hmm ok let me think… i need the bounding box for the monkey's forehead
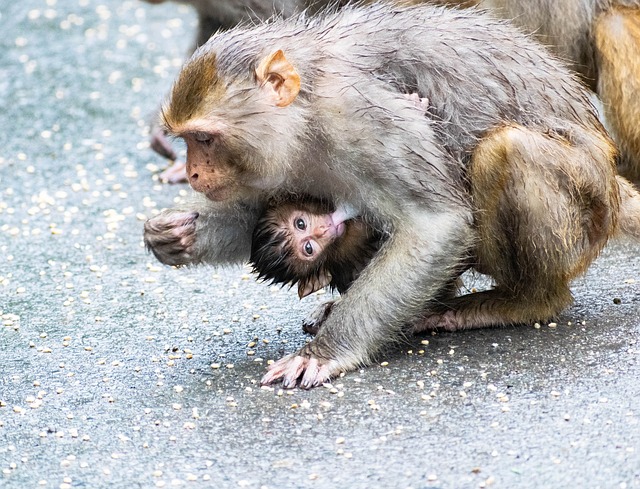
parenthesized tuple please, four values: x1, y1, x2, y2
(163, 51, 225, 129)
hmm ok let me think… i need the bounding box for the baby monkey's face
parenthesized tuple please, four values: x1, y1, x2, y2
(286, 208, 349, 263)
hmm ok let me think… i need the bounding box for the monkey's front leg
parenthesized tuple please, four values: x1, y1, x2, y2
(149, 114, 188, 184)
(144, 195, 262, 266)
(262, 210, 474, 388)
(147, 116, 187, 184)
(150, 125, 178, 161)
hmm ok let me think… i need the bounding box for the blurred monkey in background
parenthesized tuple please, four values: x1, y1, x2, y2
(458, 0, 640, 182)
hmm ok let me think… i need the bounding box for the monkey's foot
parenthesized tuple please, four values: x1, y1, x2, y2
(414, 292, 555, 333)
(159, 161, 188, 184)
(412, 310, 467, 332)
(143, 211, 199, 266)
(261, 353, 340, 389)
(301, 301, 336, 335)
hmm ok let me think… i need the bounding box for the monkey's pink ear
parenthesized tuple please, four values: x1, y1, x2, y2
(298, 271, 332, 299)
(255, 50, 300, 107)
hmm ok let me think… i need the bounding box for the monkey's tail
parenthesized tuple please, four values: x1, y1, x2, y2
(594, 6, 640, 182)
(616, 175, 640, 239)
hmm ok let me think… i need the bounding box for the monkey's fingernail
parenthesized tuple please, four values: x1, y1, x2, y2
(283, 377, 298, 389)
(260, 372, 275, 385)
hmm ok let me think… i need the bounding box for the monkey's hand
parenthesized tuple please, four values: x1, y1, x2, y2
(301, 300, 337, 335)
(143, 211, 199, 266)
(261, 351, 342, 389)
(262, 319, 359, 389)
(149, 126, 189, 184)
(150, 126, 177, 161)
(159, 161, 188, 184)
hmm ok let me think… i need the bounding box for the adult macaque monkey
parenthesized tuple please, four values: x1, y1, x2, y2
(458, 0, 640, 182)
(141, 0, 336, 183)
(144, 4, 640, 388)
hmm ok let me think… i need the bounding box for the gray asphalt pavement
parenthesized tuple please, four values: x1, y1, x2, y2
(1, 1, 640, 488)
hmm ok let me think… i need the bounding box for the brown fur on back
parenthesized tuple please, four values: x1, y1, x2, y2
(616, 175, 640, 237)
(594, 7, 640, 181)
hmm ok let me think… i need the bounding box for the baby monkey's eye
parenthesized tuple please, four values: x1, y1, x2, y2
(304, 241, 314, 256)
(295, 218, 306, 230)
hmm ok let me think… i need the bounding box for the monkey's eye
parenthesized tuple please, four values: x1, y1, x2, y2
(303, 241, 314, 256)
(294, 218, 306, 231)
(193, 132, 214, 145)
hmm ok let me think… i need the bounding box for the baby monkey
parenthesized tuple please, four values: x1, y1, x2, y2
(250, 196, 386, 300)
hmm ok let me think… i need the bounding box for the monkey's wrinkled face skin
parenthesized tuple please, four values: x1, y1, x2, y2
(182, 132, 240, 201)
(181, 129, 285, 202)
(287, 209, 347, 262)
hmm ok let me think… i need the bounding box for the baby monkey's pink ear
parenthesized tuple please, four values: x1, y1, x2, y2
(298, 271, 332, 299)
(255, 50, 300, 107)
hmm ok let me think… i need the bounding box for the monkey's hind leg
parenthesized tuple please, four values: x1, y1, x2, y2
(415, 124, 619, 332)
(301, 300, 336, 335)
(594, 6, 640, 183)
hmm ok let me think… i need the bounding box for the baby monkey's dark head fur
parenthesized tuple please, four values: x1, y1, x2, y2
(250, 196, 333, 293)
(250, 195, 384, 297)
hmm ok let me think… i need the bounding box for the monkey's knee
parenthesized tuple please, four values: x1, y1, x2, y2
(468, 125, 541, 195)
(468, 126, 518, 180)
(468, 124, 549, 234)
(469, 124, 617, 287)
